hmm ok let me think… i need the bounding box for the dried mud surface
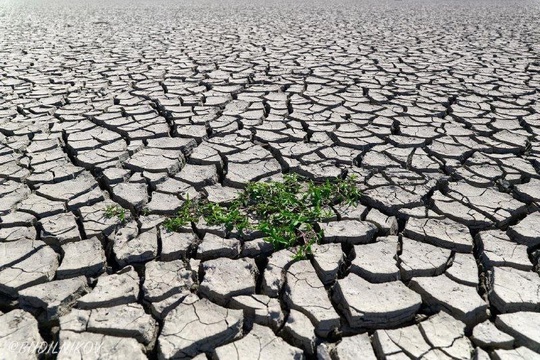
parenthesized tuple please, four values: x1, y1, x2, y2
(1, 0, 540, 359)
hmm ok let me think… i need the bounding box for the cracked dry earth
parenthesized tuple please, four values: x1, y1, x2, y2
(1, 0, 540, 359)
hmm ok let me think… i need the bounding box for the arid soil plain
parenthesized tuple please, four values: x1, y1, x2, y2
(1, 0, 540, 359)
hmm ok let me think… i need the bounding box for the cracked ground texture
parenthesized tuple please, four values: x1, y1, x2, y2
(0, 0, 540, 358)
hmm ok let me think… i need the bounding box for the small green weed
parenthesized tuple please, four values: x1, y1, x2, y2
(104, 205, 127, 223)
(163, 174, 361, 258)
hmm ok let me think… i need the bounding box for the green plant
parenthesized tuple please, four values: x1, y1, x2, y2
(104, 205, 127, 223)
(163, 173, 361, 258)
(162, 196, 197, 230)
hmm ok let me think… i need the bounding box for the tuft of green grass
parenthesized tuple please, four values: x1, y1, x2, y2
(104, 205, 127, 223)
(163, 173, 361, 259)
